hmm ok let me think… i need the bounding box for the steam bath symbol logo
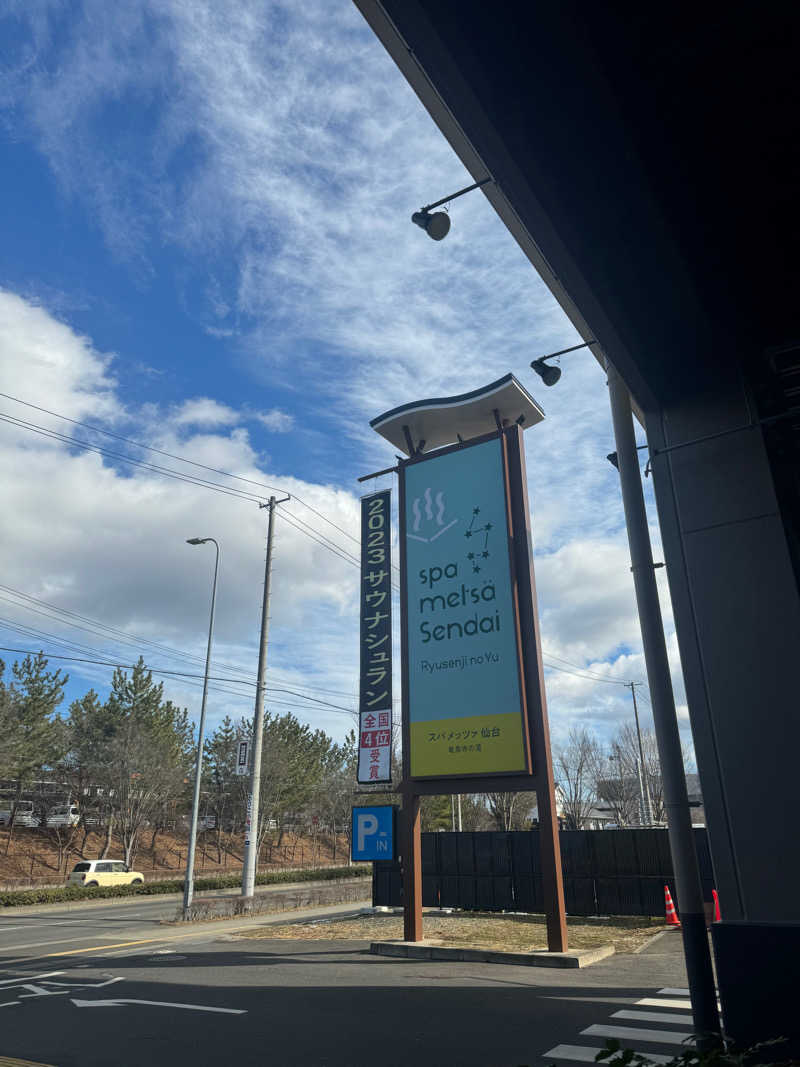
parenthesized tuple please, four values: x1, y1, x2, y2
(408, 488, 458, 544)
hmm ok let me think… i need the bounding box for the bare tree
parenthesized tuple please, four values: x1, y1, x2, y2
(593, 740, 642, 827)
(554, 727, 603, 829)
(484, 791, 535, 830)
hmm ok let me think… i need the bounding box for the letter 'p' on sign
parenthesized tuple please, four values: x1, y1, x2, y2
(351, 805, 396, 862)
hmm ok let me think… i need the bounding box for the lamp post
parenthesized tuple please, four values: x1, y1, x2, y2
(183, 536, 220, 919)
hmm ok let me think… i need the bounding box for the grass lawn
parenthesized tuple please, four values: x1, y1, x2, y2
(238, 910, 668, 954)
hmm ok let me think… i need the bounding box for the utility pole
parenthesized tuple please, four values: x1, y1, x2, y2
(607, 361, 719, 1043)
(629, 683, 654, 826)
(242, 494, 289, 898)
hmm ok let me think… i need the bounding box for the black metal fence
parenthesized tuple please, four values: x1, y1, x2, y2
(372, 828, 714, 916)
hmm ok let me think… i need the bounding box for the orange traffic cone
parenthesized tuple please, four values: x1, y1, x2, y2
(712, 889, 721, 922)
(664, 885, 681, 927)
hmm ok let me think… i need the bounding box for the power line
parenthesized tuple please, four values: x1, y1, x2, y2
(0, 391, 400, 572)
(0, 392, 282, 497)
(0, 635, 357, 722)
(1, 411, 389, 580)
(0, 412, 265, 504)
(0, 587, 251, 685)
(0, 645, 255, 685)
(542, 651, 635, 682)
(541, 659, 639, 686)
(0, 586, 361, 700)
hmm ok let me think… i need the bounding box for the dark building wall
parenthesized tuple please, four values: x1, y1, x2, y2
(646, 371, 800, 923)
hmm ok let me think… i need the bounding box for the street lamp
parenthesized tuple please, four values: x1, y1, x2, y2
(183, 536, 220, 919)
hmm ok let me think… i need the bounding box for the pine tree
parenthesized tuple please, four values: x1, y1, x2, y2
(3, 654, 68, 847)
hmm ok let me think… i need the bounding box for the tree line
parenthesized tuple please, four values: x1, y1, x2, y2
(0, 652, 685, 878)
(0, 653, 358, 870)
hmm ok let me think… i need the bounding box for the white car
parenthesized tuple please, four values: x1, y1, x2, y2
(68, 860, 144, 887)
(41, 805, 80, 828)
(0, 801, 37, 827)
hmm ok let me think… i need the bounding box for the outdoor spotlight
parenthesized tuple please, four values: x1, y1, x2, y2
(411, 209, 451, 241)
(530, 357, 562, 387)
(411, 178, 491, 242)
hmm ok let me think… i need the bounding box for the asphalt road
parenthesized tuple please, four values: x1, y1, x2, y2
(0, 902, 690, 1067)
(0, 895, 190, 964)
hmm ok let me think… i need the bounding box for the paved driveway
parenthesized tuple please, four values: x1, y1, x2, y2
(0, 919, 688, 1067)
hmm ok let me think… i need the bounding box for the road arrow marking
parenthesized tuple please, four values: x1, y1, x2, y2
(70, 998, 246, 1014)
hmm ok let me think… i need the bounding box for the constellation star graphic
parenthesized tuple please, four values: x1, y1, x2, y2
(465, 506, 492, 572)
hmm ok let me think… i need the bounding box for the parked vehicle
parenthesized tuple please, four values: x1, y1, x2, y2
(41, 804, 80, 828)
(0, 801, 37, 827)
(67, 860, 144, 887)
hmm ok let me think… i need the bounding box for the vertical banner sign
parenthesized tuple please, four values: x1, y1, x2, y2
(358, 490, 393, 783)
(235, 739, 249, 776)
(402, 436, 531, 778)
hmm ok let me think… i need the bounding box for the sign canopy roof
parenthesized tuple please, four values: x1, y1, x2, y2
(370, 373, 545, 456)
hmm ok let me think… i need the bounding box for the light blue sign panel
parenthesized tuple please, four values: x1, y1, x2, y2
(351, 805, 394, 862)
(404, 436, 527, 776)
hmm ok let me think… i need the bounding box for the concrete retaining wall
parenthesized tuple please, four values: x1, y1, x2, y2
(178, 877, 370, 921)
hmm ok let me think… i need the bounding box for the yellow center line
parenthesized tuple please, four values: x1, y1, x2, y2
(46, 937, 166, 957)
(43, 920, 263, 958)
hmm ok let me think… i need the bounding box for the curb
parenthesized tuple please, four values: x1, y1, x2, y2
(369, 939, 615, 968)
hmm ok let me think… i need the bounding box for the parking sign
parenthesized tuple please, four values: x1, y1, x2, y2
(351, 806, 395, 862)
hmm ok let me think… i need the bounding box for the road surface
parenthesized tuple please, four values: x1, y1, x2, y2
(0, 901, 691, 1067)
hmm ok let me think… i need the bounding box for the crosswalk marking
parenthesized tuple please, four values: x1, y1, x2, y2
(637, 996, 692, 1009)
(544, 1045, 672, 1065)
(582, 1024, 695, 1046)
(612, 1009, 694, 1025)
(543, 986, 709, 1063)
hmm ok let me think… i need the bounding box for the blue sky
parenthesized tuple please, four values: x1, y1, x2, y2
(0, 1, 691, 759)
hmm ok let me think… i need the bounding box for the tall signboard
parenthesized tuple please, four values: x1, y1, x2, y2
(401, 435, 531, 778)
(364, 376, 567, 952)
(357, 490, 393, 783)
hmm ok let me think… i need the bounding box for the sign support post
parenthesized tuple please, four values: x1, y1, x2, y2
(505, 427, 567, 952)
(402, 791, 423, 942)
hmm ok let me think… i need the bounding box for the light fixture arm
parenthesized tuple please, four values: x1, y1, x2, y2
(533, 339, 599, 365)
(418, 176, 492, 214)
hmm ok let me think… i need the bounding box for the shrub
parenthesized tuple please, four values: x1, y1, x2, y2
(0, 864, 370, 908)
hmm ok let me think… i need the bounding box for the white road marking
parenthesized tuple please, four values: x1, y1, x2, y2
(637, 997, 692, 1010)
(545, 1045, 671, 1065)
(658, 987, 690, 996)
(582, 1024, 695, 1046)
(11, 976, 124, 1001)
(71, 997, 246, 1014)
(0, 934, 128, 952)
(44, 977, 123, 990)
(0, 971, 64, 986)
(0, 1000, 20, 1007)
(613, 1009, 694, 1025)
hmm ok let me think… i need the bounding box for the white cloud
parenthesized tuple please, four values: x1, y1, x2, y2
(0, 289, 118, 421)
(253, 408, 294, 433)
(172, 397, 240, 428)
